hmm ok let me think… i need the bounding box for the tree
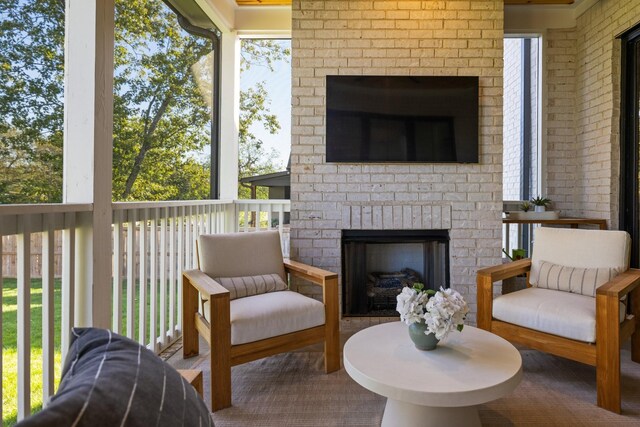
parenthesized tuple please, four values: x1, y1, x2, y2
(0, 1, 288, 204)
(238, 39, 290, 200)
(0, 0, 65, 203)
(112, 0, 213, 201)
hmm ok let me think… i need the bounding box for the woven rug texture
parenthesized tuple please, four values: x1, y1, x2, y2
(174, 345, 640, 427)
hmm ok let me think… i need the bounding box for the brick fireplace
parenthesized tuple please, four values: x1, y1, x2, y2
(289, 0, 505, 324)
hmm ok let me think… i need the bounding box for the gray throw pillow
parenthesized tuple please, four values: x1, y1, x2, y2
(17, 328, 213, 427)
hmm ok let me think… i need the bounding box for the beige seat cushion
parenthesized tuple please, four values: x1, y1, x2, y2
(204, 291, 325, 346)
(493, 287, 625, 343)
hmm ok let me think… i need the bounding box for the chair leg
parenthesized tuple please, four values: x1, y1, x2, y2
(182, 275, 199, 358)
(210, 293, 232, 412)
(323, 276, 340, 373)
(324, 330, 340, 373)
(631, 291, 640, 364)
(596, 293, 621, 413)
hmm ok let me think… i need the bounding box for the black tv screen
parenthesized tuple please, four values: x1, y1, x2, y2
(325, 76, 479, 163)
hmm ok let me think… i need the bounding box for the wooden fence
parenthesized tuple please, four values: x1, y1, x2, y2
(2, 233, 63, 278)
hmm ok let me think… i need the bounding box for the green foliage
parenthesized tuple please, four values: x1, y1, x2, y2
(0, 2, 288, 204)
(238, 39, 290, 200)
(520, 201, 531, 212)
(530, 196, 551, 206)
(0, 0, 65, 203)
(112, 0, 213, 201)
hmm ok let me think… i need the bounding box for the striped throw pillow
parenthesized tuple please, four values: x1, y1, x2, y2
(214, 273, 288, 300)
(531, 260, 619, 297)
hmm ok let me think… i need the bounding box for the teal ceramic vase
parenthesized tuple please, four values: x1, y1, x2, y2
(408, 322, 439, 350)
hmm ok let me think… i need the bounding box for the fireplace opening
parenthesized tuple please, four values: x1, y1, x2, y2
(341, 230, 450, 317)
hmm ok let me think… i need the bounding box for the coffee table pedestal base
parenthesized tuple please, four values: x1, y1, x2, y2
(381, 398, 481, 427)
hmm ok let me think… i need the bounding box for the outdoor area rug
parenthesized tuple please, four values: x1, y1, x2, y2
(167, 338, 640, 426)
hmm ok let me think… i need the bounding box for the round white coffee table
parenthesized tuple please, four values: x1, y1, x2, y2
(343, 322, 522, 427)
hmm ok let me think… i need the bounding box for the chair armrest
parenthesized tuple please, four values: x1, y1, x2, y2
(283, 259, 338, 288)
(596, 268, 640, 299)
(183, 269, 229, 298)
(477, 258, 532, 282)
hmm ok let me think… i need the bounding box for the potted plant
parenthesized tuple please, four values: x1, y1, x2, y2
(530, 196, 551, 212)
(520, 201, 531, 212)
(396, 283, 469, 351)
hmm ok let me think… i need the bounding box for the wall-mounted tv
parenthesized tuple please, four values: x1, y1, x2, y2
(325, 76, 479, 163)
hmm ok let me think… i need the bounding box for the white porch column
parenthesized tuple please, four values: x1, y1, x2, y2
(219, 31, 240, 201)
(63, 0, 114, 328)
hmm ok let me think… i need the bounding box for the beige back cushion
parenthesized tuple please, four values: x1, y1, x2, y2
(198, 231, 286, 281)
(529, 228, 630, 295)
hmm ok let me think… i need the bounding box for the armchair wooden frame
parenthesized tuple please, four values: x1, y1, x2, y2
(182, 258, 340, 412)
(477, 258, 640, 413)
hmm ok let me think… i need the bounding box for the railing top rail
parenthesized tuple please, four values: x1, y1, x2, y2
(234, 199, 290, 205)
(112, 199, 235, 211)
(0, 203, 93, 216)
(0, 199, 292, 216)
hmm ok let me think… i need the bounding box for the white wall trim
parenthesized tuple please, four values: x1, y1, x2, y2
(200, 0, 234, 33)
(505, 0, 599, 31)
(218, 32, 240, 200)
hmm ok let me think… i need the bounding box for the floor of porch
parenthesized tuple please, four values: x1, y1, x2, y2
(162, 324, 640, 426)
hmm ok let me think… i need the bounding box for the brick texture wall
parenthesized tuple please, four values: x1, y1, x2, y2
(290, 0, 504, 324)
(503, 38, 522, 201)
(546, 0, 640, 226)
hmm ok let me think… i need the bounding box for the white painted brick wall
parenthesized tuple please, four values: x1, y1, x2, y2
(291, 0, 505, 324)
(545, 0, 640, 227)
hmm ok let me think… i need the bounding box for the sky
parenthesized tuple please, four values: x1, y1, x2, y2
(240, 40, 292, 170)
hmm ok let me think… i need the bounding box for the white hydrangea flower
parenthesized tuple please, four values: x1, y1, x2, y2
(396, 284, 469, 341)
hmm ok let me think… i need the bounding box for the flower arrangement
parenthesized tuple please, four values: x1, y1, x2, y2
(396, 283, 469, 340)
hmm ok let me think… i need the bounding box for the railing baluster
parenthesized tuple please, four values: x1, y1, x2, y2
(149, 208, 158, 352)
(0, 232, 3, 418)
(160, 208, 168, 348)
(42, 214, 55, 403)
(176, 207, 184, 337)
(112, 210, 123, 333)
(139, 209, 148, 345)
(168, 208, 176, 343)
(126, 210, 136, 339)
(243, 204, 249, 232)
(196, 205, 202, 266)
(185, 206, 191, 272)
(61, 212, 75, 363)
(17, 215, 31, 421)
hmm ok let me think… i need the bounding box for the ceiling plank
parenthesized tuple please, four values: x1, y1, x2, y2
(235, 0, 574, 6)
(505, 0, 574, 4)
(236, 0, 292, 5)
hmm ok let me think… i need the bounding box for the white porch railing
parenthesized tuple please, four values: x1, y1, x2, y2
(0, 199, 290, 422)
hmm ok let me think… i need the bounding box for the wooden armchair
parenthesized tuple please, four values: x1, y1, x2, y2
(477, 227, 640, 413)
(182, 231, 340, 411)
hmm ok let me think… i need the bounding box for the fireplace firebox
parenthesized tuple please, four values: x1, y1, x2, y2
(341, 230, 450, 317)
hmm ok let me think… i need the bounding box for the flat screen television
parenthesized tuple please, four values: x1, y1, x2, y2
(325, 76, 479, 163)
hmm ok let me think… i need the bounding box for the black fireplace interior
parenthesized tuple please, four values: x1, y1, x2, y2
(341, 230, 450, 317)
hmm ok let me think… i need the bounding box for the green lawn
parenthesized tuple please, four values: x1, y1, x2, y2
(2, 278, 63, 426)
(2, 278, 178, 425)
